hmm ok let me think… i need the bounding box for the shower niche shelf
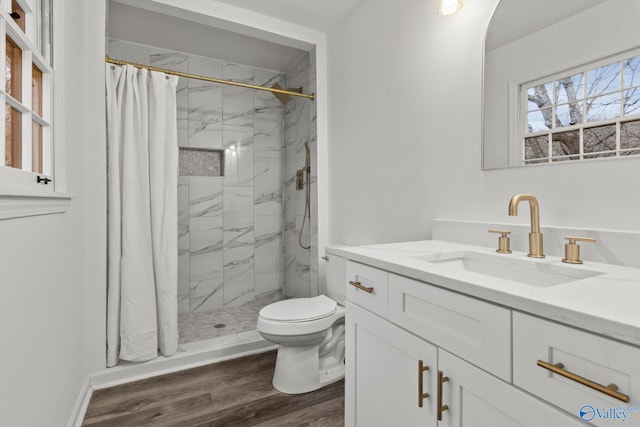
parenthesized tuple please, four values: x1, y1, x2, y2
(178, 147, 224, 177)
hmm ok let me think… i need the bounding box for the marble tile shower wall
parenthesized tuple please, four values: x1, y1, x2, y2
(283, 50, 319, 299)
(108, 39, 288, 315)
(176, 56, 285, 314)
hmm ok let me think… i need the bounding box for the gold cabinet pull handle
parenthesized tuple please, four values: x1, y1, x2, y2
(418, 360, 430, 407)
(349, 280, 374, 293)
(437, 370, 449, 421)
(537, 360, 629, 403)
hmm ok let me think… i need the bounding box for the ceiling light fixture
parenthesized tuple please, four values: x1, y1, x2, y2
(438, 0, 462, 15)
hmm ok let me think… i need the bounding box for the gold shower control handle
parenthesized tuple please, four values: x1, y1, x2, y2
(562, 236, 596, 264)
(418, 360, 430, 407)
(348, 281, 374, 293)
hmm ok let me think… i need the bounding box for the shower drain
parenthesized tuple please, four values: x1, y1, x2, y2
(213, 323, 226, 329)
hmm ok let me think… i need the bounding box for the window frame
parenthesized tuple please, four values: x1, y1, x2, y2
(518, 47, 640, 165)
(0, 0, 71, 220)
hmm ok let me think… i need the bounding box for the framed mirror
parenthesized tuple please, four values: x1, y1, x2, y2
(482, 0, 640, 169)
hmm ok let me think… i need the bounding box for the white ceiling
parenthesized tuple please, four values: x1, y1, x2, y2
(108, 0, 363, 71)
(208, 0, 362, 32)
(108, 1, 309, 71)
(486, 0, 609, 52)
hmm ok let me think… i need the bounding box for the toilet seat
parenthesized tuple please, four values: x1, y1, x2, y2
(260, 295, 337, 322)
(257, 297, 345, 337)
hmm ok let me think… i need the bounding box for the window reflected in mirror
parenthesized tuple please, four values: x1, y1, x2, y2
(523, 53, 640, 164)
(482, 0, 640, 169)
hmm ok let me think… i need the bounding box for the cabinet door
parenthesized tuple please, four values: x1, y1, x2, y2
(438, 349, 583, 427)
(346, 301, 437, 427)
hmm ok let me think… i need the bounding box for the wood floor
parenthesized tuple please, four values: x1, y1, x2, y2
(82, 351, 345, 427)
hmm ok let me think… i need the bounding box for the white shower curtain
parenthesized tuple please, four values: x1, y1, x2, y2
(105, 63, 179, 367)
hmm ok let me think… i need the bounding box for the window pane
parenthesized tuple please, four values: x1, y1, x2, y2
(6, 36, 23, 102)
(555, 102, 583, 127)
(623, 55, 640, 88)
(37, 0, 52, 63)
(32, 121, 42, 173)
(527, 108, 551, 132)
(583, 124, 616, 154)
(525, 135, 548, 160)
(32, 64, 43, 116)
(524, 158, 549, 165)
(527, 83, 553, 111)
(583, 151, 616, 159)
(5, 104, 22, 169)
(11, 0, 26, 32)
(586, 63, 620, 97)
(621, 120, 640, 151)
(586, 93, 621, 122)
(555, 73, 584, 103)
(552, 130, 579, 159)
(623, 87, 640, 116)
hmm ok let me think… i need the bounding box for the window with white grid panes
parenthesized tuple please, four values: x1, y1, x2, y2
(1, 0, 52, 190)
(523, 49, 640, 165)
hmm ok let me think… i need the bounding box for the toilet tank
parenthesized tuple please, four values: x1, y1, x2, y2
(325, 254, 347, 305)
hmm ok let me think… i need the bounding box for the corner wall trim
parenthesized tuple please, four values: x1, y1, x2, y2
(66, 376, 92, 427)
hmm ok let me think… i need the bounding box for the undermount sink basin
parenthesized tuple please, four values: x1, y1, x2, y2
(414, 251, 604, 287)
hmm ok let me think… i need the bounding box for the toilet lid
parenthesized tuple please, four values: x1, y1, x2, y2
(260, 295, 337, 322)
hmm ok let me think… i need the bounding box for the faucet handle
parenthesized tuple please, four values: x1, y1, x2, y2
(488, 229, 512, 254)
(562, 236, 597, 264)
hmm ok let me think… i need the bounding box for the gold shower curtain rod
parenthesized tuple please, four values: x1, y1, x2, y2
(105, 56, 315, 101)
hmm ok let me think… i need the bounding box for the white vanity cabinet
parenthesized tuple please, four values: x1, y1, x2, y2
(346, 302, 438, 427)
(344, 260, 585, 427)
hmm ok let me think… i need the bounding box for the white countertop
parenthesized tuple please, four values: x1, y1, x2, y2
(326, 240, 640, 347)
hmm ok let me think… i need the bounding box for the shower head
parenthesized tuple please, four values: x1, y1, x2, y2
(304, 141, 310, 167)
(271, 83, 303, 105)
(271, 83, 292, 104)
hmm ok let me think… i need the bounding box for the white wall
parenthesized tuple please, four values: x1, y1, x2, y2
(0, 1, 106, 426)
(327, 0, 640, 246)
(0, 212, 86, 426)
(80, 0, 108, 378)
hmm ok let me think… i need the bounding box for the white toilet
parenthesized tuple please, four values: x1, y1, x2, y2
(257, 260, 346, 394)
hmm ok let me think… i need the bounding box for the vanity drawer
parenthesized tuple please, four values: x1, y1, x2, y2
(346, 261, 388, 317)
(388, 273, 511, 381)
(513, 312, 640, 425)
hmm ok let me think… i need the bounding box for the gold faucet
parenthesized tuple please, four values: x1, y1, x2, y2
(508, 194, 545, 258)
